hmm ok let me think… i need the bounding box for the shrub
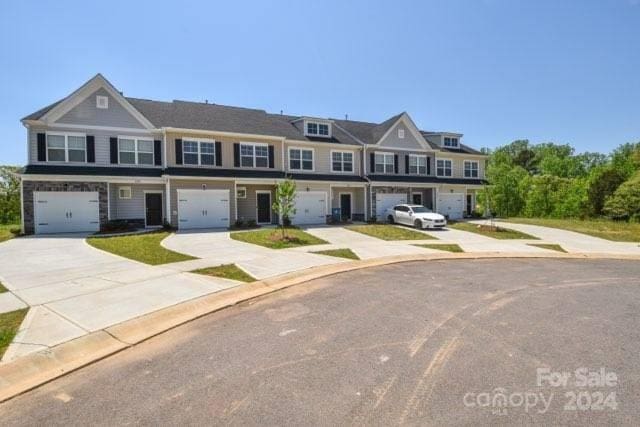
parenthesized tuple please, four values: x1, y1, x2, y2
(603, 172, 640, 220)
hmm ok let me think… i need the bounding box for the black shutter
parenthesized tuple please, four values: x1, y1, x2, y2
(215, 141, 222, 166)
(154, 140, 162, 166)
(37, 133, 46, 161)
(404, 154, 409, 174)
(268, 145, 275, 168)
(233, 143, 240, 167)
(427, 157, 431, 175)
(87, 136, 95, 163)
(369, 153, 375, 174)
(394, 154, 399, 174)
(175, 139, 183, 165)
(110, 137, 118, 164)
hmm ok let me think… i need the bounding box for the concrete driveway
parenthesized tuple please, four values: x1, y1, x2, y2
(0, 235, 240, 362)
(2, 259, 638, 425)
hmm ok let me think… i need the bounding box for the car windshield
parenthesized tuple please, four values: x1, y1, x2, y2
(412, 206, 431, 213)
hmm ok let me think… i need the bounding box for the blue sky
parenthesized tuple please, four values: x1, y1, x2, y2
(1, 0, 639, 164)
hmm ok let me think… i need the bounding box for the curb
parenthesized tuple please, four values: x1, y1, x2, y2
(1, 251, 639, 402)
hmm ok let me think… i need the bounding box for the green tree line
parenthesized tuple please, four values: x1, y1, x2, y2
(0, 166, 21, 224)
(478, 141, 640, 221)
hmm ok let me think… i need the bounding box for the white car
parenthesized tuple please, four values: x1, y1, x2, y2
(385, 204, 447, 229)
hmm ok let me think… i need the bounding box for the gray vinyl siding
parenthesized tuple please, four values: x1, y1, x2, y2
(368, 148, 436, 176)
(168, 179, 235, 227)
(28, 126, 162, 168)
(56, 88, 147, 129)
(378, 122, 424, 150)
(284, 144, 361, 175)
(236, 184, 276, 223)
(109, 183, 165, 221)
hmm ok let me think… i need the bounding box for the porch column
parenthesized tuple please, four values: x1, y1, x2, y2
(165, 178, 171, 224)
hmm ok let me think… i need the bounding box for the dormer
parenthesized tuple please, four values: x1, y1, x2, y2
(295, 117, 332, 138)
(423, 132, 463, 149)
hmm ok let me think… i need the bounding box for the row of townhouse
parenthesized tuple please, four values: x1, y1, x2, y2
(18, 74, 487, 234)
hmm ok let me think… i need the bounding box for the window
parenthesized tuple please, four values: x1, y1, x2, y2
(183, 139, 215, 166)
(331, 151, 354, 172)
(398, 128, 405, 139)
(236, 187, 247, 199)
(240, 143, 269, 167)
(46, 133, 86, 163)
(305, 121, 330, 137)
(444, 137, 459, 148)
(409, 155, 427, 175)
(96, 95, 109, 109)
(464, 160, 479, 178)
(289, 148, 314, 171)
(118, 137, 154, 165)
(375, 153, 395, 174)
(118, 186, 132, 199)
(436, 159, 452, 177)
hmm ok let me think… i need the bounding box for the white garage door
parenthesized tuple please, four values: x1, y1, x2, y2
(292, 191, 326, 225)
(178, 189, 230, 229)
(34, 191, 100, 234)
(375, 193, 407, 218)
(437, 193, 465, 220)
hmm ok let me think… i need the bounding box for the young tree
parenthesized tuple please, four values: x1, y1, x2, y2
(272, 177, 297, 239)
(0, 166, 21, 224)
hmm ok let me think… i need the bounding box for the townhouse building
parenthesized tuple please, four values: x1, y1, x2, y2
(19, 74, 486, 234)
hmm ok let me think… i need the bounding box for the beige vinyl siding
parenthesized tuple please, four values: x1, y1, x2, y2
(284, 143, 361, 175)
(168, 179, 235, 227)
(436, 155, 485, 179)
(109, 183, 165, 220)
(236, 184, 276, 224)
(368, 148, 436, 176)
(165, 131, 283, 170)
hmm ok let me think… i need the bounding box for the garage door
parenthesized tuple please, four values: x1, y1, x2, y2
(291, 191, 326, 225)
(178, 189, 230, 229)
(437, 193, 465, 220)
(375, 193, 407, 218)
(34, 191, 100, 234)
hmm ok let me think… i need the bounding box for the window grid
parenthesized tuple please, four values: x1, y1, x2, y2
(375, 153, 395, 174)
(436, 159, 452, 177)
(464, 161, 479, 178)
(289, 148, 313, 171)
(409, 155, 427, 175)
(332, 151, 353, 172)
(119, 137, 154, 165)
(240, 143, 269, 168)
(46, 134, 86, 163)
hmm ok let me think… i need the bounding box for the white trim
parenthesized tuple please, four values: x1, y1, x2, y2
(463, 160, 480, 179)
(45, 132, 87, 163)
(373, 151, 395, 174)
(303, 120, 332, 138)
(435, 157, 453, 177)
(338, 192, 354, 220)
(118, 186, 132, 199)
(182, 137, 217, 167)
(287, 146, 315, 172)
(21, 174, 165, 184)
(164, 127, 284, 142)
(443, 136, 460, 148)
(117, 135, 154, 166)
(374, 113, 434, 151)
(408, 154, 428, 175)
(285, 138, 362, 149)
(143, 190, 164, 228)
(330, 149, 355, 174)
(165, 179, 171, 223)
(236, 186, 247, 199)
(47, 123, 158, 134)
(233, 181, 238, 221)
(239, 142, 270, 168)
(255, 190, 272, 224)
(96, 95, 109, 109)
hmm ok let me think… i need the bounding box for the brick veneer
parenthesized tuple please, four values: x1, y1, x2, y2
(22, 181, 108, 234)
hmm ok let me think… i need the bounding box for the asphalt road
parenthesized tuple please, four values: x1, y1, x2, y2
(1, 259, 639, 426)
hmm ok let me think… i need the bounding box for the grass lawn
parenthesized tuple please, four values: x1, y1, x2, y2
(87, 231, 196, 265)
(311, 248, 360, 260)
(0, 308, 28, 358)
(192, 264, 256, 283)
(230, 227, 327, 249)
(414, 243, 464, 253)
(527, 243, 568, 253)
(346, 224, 436, 241)
(0, 224, 20, 243)
(448, 221, 538, 240)
(505, 217, 640, 242)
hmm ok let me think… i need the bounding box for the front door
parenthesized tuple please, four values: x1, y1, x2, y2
(340, 194, 352, 221)
(412, 192, 422, 205)
(466, 194, 473, 216)
(257, 192, 271, 223)
(145, 193, 163, 227)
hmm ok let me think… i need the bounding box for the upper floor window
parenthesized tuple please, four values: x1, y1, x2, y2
(331, 151, 353, 172)
(46, 133, 86, 163)
(305, 121, 330, 137)
(240, 143, 268, 168)
(289, 148, 313, 171)
(409, 154, 427, 175)
(436, 159, 452, 177)
(375, 152, 394, 174)
(183, 139, 215, 166)
(464, 160, 479, 178)
(444, 137, 459, 148)
(119, 137, 153, 165)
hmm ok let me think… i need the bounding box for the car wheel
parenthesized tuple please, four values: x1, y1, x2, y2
(387, 215, 394, 224)
(414, 219, 422, 229)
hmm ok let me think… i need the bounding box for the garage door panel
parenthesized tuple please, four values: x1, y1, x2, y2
(292, 192, 326, 225)
(375, 193, 407, 218)
(34, 192, 100, 234)
(437, 193, 464, 220)
(178, 189, 230, 229)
